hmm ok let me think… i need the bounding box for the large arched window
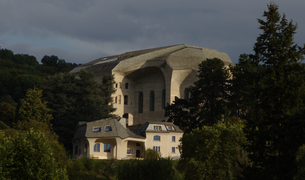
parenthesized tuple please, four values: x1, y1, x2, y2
(162, 89, 166, 109)
(153, 135, 160, 141)
(150, 91, 155, 111)
(138, 92, 143, 113)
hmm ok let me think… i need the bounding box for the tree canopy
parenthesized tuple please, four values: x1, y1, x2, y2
(42, 70, 116, 149)
(165, 58, 230, 133)
(236, 3, 305, 179)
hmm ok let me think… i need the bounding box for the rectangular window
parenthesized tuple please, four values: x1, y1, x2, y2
(115, 83, 118, 88)
(105, 126, 112, 131)
(172, 147, 175, 153)
(153, 135, 160, 141)
(154, 126, 161, 131)
(115, 96, 117, 103)
(125, 83, 128, 89)
(127, 149, 133, 154)
(124, 95, 128, 105)
(172, 136, 175, 142)
(138, 92, 143, 113)
(118, 95, 121, 104)
(104, 143, 111, 152)
(150, 91, 155, 111)
(93, 127, 101, 132)
(94, 143, 100, 152)
(167, 126, 173, 130)
(153, 146, 160, 152)
(162, 89, 166, 109)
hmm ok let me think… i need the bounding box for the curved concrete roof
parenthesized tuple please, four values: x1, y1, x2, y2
(70, 44, 234, 75)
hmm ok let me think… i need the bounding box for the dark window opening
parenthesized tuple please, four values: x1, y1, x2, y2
(124, 95, 128, 105)
(125, 83, 128, 89)
(162, 89, 166, 109)
(138, 92, 143, 113)
(150, 91, 155, 111)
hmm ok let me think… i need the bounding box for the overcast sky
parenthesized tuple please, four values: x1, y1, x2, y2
(0, 0, 304, 64)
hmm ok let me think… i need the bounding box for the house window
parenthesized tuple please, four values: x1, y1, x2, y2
(154, 126, 161, 131)
(162, 89, 166, 109)
(172, 136, 176, 142)
(127, 149, 133, 154)
(105, 125, 112, 131)
(118, 95, 121, 104)
(153, 135, 160, 141)
(125, 83, 128, 89)
(138, 92, 143, 113)
(115, 96, 117, 103)
(75, 146, 78, 155)
(115, 83, 118, 88)
(93, 127, 101, 132)
(184, 88, 190, 101)
(167, 126, 174, 130)
(136, 143, 141, 146)
(172, 147, 175, 153)
(153, 146, 160, 152)
(124, 95, 128, 105)
(150, 91, 155, 111)
(104, 143, 111, 152)
(84, 143, 88, 153)
(94, 143, 100, 152)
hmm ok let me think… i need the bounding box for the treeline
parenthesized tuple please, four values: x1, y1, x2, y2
(166, 3, 305, 179)
(0, 48, 80, 102)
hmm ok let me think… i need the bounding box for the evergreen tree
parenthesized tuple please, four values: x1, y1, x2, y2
(42, 70, 116, 149)
(165, 58, 230, 133)
(244, 3, 305, 179)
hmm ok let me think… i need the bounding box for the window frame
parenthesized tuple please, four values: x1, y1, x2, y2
(153, 146, 160, 152)
(94, 143, 100, 152)
(172, 136, 176, 142)
(172, 147, 175, 153)
(124, 95, 128, 105)
(104, 143, 111, 152)
(154, 126, 162, 131)
(153, 135, 161, 141)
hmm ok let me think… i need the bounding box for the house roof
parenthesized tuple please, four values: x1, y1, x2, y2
(135, 122, 184, 137)
(73, 118, 145, 141)
(70, 44, 234, 75)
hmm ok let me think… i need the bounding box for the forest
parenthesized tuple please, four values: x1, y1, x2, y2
(1, 3, 305, 180)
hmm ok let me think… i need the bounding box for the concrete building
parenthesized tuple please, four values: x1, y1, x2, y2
(72, 118, 183, 159)
(70, 44, 234, 126)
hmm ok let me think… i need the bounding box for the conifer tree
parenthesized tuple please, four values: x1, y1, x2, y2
(165, 58, 229, 133)
(244, 3, 305, 179)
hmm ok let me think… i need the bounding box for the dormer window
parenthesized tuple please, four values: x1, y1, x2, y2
(105, 125, 112, 131)
(154, 126, 161, 131)
(167, 126, 175, 131)
(93, 127, 101, 132)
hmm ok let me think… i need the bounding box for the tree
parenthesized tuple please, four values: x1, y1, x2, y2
(165, 58, 230, 133)
(17, 87, 52, 123)
(42, 70, 116, 149)
(180, 120, 249, 180)
(0, 129, 68, 179)
(243, 3, 305, 179)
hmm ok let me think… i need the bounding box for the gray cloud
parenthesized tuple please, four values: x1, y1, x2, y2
(0, 0, 304, 64)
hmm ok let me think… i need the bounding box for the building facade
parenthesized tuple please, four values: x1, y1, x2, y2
(72, 118, 183, 159)
(70, 44, 234, 125)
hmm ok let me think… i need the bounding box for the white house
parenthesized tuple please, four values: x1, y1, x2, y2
(72, 118, 183, 159)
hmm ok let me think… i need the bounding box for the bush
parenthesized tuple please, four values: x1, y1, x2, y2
(0, 129, 68, 179)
